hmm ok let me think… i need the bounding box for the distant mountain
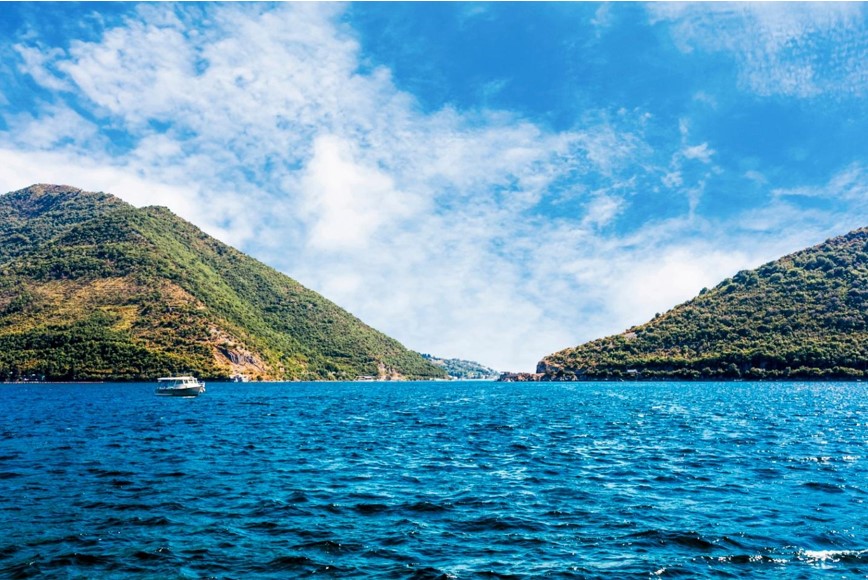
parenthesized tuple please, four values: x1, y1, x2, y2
(421, 354, 500, 380)
(0, 184, 446, 382)
(531, 227, 868, 381)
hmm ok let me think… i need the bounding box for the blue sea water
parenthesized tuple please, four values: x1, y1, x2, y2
(0, 381, 866, 578)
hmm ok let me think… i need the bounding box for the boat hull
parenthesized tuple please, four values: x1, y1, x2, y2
(154, 386, 205, 397)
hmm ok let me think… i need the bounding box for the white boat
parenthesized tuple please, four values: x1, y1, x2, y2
(155, 376, 206, 397)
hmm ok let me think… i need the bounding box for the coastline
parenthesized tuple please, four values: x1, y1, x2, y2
(497, 372, 865, 383)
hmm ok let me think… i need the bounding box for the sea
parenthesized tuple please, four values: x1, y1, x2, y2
(0, 380, 866, 578)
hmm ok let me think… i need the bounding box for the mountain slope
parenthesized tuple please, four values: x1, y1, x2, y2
(0, 184, 446, 381)
(421, 354, 500, 380)
(538, 227, 868, 380)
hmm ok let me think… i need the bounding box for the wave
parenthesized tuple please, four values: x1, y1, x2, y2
(625, 529, 722, 550)
(801, 549, 868, 563)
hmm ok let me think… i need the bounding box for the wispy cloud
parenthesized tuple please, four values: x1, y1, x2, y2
(650, 2, 868, 98)
(772, 162, 868, 203)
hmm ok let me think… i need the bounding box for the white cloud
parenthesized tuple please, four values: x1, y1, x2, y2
(582, 193, 625, 228)
(683, 143, 714, 163)
(299, 134, 423, 251)
(772, 163, 868, 202)
(650, 3, 867, 98)
(660, 123, 720, 215)
(591, 4, 614, 32)
(5, 104, 100, 149)
(744, 170, 767, 185)
(15, 44, 73, 92)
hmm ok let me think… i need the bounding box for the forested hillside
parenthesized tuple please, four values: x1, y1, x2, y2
(421, 354, 500, 380)
(0, 184, 446, 382)
(539, 227, 868, 380)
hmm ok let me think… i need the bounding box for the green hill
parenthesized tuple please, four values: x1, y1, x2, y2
(420, 354, 500, 380)
(537, 227, 868, 381)
(0, 184, 446, 382)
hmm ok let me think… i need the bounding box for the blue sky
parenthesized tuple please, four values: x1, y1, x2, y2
(0, 3, 866, 371)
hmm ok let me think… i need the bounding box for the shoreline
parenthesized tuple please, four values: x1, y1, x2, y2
(3, 377, 864, 385)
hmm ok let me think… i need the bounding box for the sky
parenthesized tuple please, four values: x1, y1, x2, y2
(0, 3, 866, 372)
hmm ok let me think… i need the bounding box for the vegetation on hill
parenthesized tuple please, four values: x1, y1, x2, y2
(420, 354, 500, 380)
(0, 184, 446, 382)
(538, 227, 868, 381)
